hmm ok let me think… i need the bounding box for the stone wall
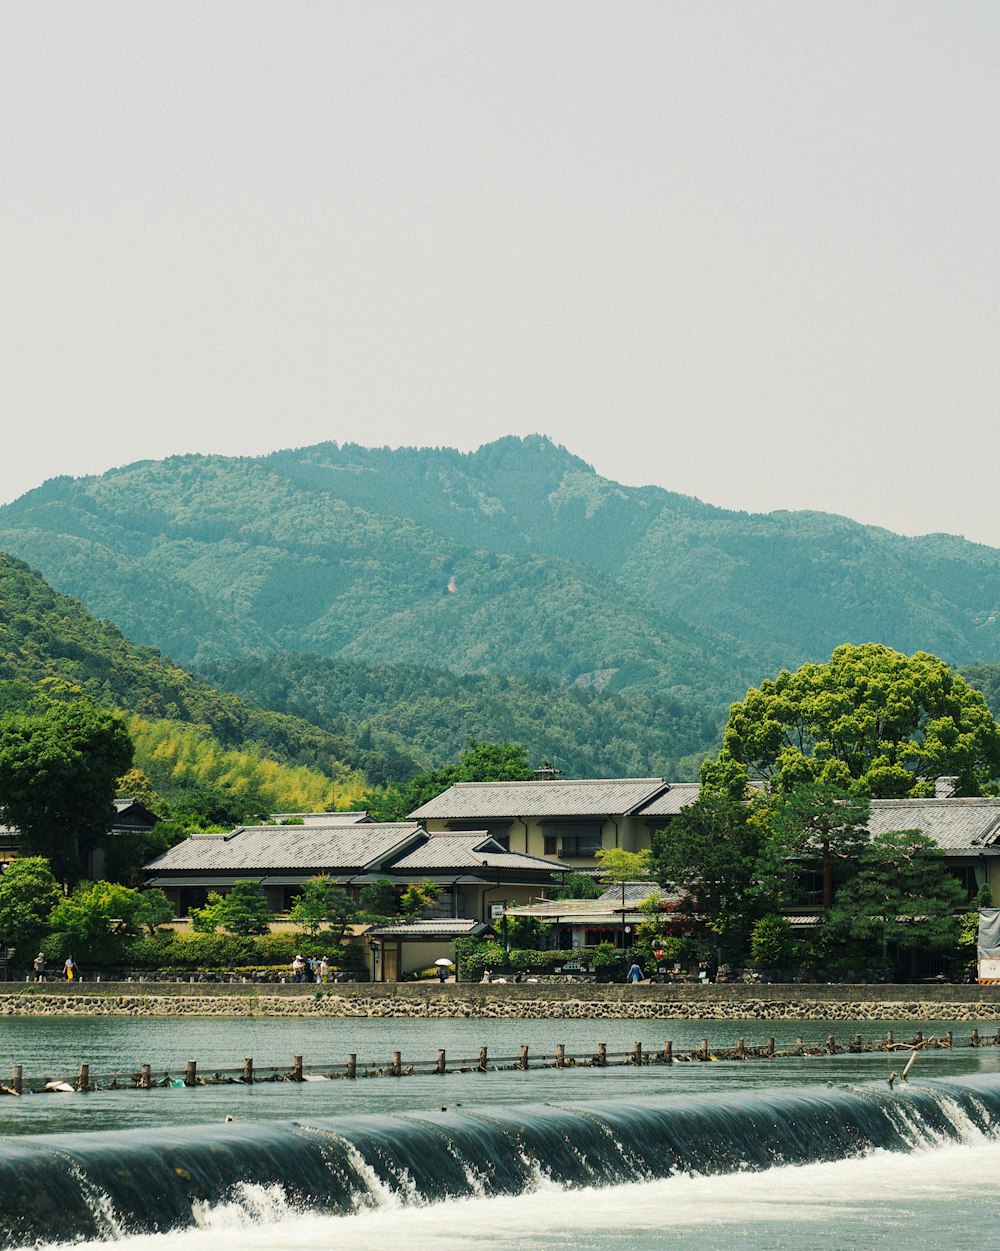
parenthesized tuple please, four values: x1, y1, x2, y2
(3, 981, 1000, 1020)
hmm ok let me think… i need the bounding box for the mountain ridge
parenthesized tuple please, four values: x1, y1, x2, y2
(3, 436, 999, 707)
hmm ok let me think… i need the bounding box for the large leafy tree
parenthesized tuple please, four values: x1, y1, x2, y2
(0, 857, 62, 955)
(762, 783, 871, 909)
(824, 829, 966, 971)
(0, 700, 134, 883)
(714, 644, 1000, 798)
(649, 794, 766, 959)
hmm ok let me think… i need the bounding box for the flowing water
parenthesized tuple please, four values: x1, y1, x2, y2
(3, 1015, 1000, 1248)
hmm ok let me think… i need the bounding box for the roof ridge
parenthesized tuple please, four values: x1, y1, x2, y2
(448, 777, 667, 788)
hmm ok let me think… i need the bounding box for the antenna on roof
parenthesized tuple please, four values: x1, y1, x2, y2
(533, 762, 561, 781)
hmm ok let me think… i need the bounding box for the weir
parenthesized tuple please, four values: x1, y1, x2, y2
(2, 1074, 1000, 1247)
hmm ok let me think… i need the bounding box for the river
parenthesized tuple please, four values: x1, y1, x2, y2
(3, 1015, 1000, 1249)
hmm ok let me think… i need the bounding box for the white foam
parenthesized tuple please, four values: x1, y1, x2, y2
(35, 1135, 1000, 1251)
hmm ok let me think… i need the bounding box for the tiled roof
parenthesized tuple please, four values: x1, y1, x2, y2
(389, 834, 563, 874)
(144, 822, 424, 874)
(269, 811, 370, 825)
(410, 778, 670, 820)
(867, 798, 1000, 853)
(635, 783, 702, 818)
(365, 919, 488, 938)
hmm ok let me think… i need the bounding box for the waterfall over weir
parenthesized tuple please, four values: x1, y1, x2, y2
(2, 1075, 999, 1248)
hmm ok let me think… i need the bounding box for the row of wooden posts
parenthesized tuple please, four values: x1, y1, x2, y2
(5, 1027, 1000, 1095)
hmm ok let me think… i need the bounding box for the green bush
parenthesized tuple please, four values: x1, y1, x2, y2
(750, 915, 797, 969)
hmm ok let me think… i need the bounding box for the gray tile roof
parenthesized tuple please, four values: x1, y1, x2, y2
(635, 783, 703, 818)
(410, 778, 671, 820)
(867, 798, 1000, 853)
(365, 919, 488, 938)
(144, 822, 424, 874)
(390, 834, 563, 875)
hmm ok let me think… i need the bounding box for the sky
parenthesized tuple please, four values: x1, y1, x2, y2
(2, 3, 998, 545)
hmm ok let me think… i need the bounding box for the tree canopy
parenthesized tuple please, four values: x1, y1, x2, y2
(823, 829, 966, 969)
(649, 794, 766, 958)
(0, 699, 134, 883)
(712, 644, 1000, 798)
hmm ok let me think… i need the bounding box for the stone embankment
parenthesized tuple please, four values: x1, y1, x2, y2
(3, 982, 1000, 1021)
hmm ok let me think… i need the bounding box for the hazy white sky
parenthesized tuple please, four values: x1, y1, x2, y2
(2, 3, 998, 544)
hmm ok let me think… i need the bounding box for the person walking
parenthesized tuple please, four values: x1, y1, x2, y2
(63, 954, 77, 981)
(292, 954, 305, 983)
(32, 952, 45, 982)
(627, 960, 644, 984)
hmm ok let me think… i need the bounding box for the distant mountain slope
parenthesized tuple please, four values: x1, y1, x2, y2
(201, 652, 719, 782)
(0, 551, 404, 784)
(2, 436, 999, 707)
(0, 453, 758, 706)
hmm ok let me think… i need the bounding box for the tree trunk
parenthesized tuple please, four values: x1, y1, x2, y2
(822, 841, 833, 909)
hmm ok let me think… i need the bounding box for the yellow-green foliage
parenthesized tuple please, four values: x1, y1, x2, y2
(129, 717, 368, 814)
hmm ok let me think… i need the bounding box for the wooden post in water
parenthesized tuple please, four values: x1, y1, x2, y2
(796, 1036, 804, 1054)
(555, 1044, 565, 1069)
(886, 1030, 894, 1048)
(140, 1064, 151, 1089)
(437, 1049, 447, 1075)
(914, 1031, 923, 1047)
(347, 1053, 357, 1079)
(972, 1028, 980, 1048)
(242, 1057, 254, 1084)
(184, 1060, 197, 1087)
(77, 1064, 90, 1092)
(391, 1051, 402, 1077)
(699, 1038, 709, 1062)
(945, 1031, 953, 1049)
(597, 1042, 607, 1067)
(292, 1055, 303, 1082)
(994, 1027, 1000, 1046)
(736, 1038, 746, 1060)
(12, 1065, 22, 1095)
(851, 1034, 862, 1053)
(766, 1037, 775, 1059)
(662, 1041, 673, 1064)
(478, 1046, 488, 1072)
(633, 1041, 643, 1066)
(519, 1045, 529, 1071)
(826, 1035, 836, 1055)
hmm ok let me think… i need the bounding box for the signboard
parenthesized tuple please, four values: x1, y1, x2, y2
(979, 957, 1000, 984)
(489, 902, 506, 919)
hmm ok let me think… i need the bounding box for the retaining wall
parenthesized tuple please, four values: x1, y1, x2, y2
(3, 982, 1000, 1020)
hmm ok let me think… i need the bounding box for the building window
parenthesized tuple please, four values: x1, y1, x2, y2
(541, 821, 604, 859)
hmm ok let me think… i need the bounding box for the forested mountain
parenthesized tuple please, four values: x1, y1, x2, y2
(202, 652, 719, 782)
(2, 436, 999, 713)
(0, 552, 401, 787)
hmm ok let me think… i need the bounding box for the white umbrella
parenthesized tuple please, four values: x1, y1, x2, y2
(434, 957, 455, 967)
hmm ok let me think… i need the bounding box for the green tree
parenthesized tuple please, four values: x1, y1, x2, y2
(824, 829, 966, 972)
(133, 888, 176, 935)
(48, 880, 146, 964)
(649, 794, 765, 959)
(0, 856, 62, 954)
(357, 878, 397, 923)
(762, 783, 871, 909)
(211, 881, 273, 936)
(399, 878, 440, 920)
(551, 872, 603, 901)
(288, 876, 357, 942)
(0, 700, 134, 883)
(749, 914, 796, 969)
(715, 644, 1000, 798)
